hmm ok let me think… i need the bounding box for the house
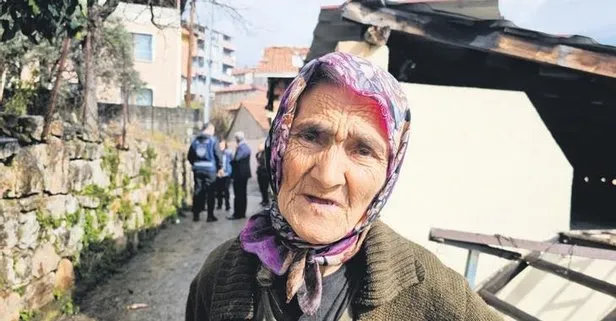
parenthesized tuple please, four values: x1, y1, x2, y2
(255, 46, 309, 121)
(224, 91, 270, 173)
(232, 67, 268, 87)
(180, 21, 236, 106)
(213, 84, 266, 110)
(306, 1, 616, 320)
(97, 1, 182, 108)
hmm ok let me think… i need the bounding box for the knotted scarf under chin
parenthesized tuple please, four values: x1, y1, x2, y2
(240, 210, 367, 315)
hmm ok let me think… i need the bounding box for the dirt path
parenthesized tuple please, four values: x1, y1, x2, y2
(63, 183, 264, 321)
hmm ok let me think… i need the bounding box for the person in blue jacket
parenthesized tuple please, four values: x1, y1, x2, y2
(215, 139, 233, 211)
(187, 123, 224, 222)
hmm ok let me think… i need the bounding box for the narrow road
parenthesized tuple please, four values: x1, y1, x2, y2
(63, 182, 264, 321)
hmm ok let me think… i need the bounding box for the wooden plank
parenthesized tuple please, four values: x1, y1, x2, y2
(341, 2, 616, 79)
(525, 253, 616, 298)
(479, 260, 529, 294)
(430, 228, 616, 261)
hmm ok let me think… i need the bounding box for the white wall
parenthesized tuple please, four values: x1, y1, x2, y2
(380, 83, 573, 288)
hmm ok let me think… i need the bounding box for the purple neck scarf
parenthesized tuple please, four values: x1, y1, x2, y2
(240, 52, 411, 315)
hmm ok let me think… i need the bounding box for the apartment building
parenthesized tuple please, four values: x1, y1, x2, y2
(97, 1, 182, 108)
(181, 22, 236, 104)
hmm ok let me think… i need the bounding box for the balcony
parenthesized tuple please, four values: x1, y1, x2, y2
(221, 40, 235, 51)
(222, 55, 236, 67)
(211, 71, 235, 85)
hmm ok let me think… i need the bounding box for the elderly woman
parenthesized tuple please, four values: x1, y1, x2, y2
(185, 52, 502, 321)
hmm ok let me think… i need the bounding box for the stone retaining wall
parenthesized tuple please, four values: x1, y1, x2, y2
(0, 114, 193, 321)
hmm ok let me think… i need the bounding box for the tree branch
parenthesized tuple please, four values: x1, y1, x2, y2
(210, 0, 251, 32)
(100, 0, 121, 20)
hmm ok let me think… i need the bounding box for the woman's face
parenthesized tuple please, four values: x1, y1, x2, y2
(277, 83, 389, 245)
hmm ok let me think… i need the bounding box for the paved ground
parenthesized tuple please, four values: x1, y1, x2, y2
(63, 181, 265, 321)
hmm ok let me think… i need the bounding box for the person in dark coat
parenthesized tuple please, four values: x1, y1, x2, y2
(255, 143, 270, 207)
(187, 123, 224, 222)
(215, 140, 233, 211)
(228, 131, 251, 220)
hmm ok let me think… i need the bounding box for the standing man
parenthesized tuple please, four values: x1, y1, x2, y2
(215, 140, 233, 211)
(187, 123, 224, 222)
(255, 143, 270, 207)
(228, 131, 251, 220)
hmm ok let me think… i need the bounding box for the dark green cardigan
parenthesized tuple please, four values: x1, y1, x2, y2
(185, 221, 503, 321)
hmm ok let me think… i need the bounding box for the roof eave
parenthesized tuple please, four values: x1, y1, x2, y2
(341, 1, 616, 79)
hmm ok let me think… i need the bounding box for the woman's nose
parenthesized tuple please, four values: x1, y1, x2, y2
(309, 147, 346, 189)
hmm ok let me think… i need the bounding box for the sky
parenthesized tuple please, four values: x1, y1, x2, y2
(191, 0, 616, 67)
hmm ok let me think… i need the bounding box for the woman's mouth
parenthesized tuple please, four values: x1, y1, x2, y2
(304, 195, 341, 213)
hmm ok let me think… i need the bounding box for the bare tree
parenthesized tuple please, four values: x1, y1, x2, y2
(81, 0, 120, 140)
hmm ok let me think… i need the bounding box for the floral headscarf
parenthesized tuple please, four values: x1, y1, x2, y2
(240, 52, 411, 315)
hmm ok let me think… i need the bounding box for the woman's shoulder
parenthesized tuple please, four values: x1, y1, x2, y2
(367, 222, 502, 320)
(193, 237, 244, 281)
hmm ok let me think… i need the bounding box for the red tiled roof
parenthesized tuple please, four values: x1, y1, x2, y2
(213, 84, 267, 93)
(231, 67, 256, 76)
(255, 46, 310, 75)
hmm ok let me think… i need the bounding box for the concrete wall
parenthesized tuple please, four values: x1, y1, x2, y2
(98, 3, 182, 108)
(213, 90, 263, 108)
(380, 83, 576, 316)
(99, 103, 199, 142)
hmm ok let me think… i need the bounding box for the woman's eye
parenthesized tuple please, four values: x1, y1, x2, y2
(356, 145, 373, 157)
(300, 131, 319, 143)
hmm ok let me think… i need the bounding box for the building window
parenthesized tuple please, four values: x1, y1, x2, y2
(132, 33, 153, 62)
(135, 88, 153, 106)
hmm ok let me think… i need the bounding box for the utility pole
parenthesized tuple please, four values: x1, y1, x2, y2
(203, 0, 214, 124)
(185, 0, 196, 108)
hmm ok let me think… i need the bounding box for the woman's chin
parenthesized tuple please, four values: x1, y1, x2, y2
(294, 222, 346, 245)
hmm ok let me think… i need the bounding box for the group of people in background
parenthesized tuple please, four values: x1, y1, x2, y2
(186, 123, 270, 222)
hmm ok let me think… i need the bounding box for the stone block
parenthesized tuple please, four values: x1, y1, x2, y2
(43, 137, 69, 195)
(118, 148, 142, 179)
(76, 195, 100, 209)
(0, 199, 19, 216)
(44, 195, 70, 220)
(17, 212, 39, 250)
(7, 144, 46, 198)
(0, 164, 15, 198)
(54, 258, 74, 292)
(17, 194, 44, 213)
(23, 272, 55, 310)
(0, 115, 43, 144)
(48, 119, 64, 138)
(65, 225, 84, 257)
(128, 188, 147, 205)
(0, 217, 18, 251)
(0, 254, 17, 288)
(65, 140, 103, 161)
(0, 137, 19, 161)
(65, 195, 79, 215)
(31, 243, 60, 279)
(68, 159, 110, 192)
(0, 292, 22, 321)
(13, 253, 32, 284)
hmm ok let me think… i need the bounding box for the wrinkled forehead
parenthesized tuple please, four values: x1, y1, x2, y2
(296, 83, 389, 136)
(302, 55, 408, 134)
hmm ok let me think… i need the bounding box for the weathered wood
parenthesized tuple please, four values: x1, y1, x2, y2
(430, 228, 616, 261)
(525, 252, 616, 298)
(342, 2, 616, 79)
